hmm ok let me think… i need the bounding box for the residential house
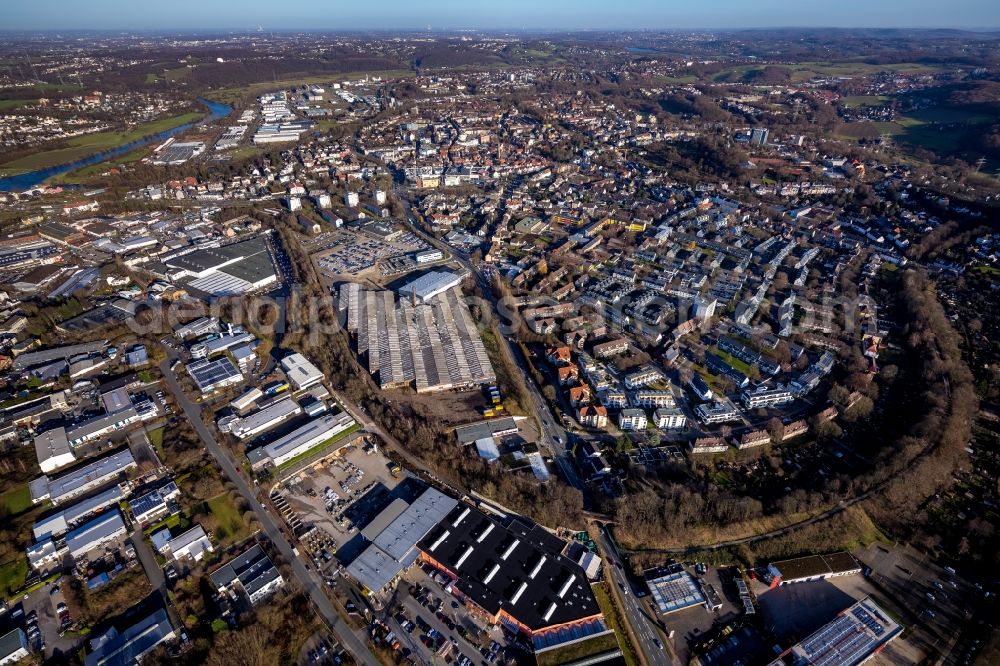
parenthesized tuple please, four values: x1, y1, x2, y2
(618, 409, 648, 431)
(577, 405, 608, 429)
(654, 407, 687, 430)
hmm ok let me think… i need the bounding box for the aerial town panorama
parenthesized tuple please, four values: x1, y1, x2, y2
(0, 2, 998, 665)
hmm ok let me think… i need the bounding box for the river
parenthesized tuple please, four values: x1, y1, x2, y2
(0, 97, 233, 192)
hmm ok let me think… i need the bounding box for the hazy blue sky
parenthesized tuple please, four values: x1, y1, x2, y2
(4, 0, 1000, 31)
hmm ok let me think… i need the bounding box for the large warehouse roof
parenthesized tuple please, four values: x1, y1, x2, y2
(769, 552, 861, 583)
(397, 270, 463, 303)
(346, 487, 458, 593)
(418, 504, 601, 631)
(771, 597, 901, 666)
(30, 449, 136, 504)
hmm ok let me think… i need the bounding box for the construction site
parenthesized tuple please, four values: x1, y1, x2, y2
(337, 282, 496, 394)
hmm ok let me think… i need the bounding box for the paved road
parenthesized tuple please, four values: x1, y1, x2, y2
(131, 529, 166, 595)
(597, 526, 673, 666)
(158, 357, 378, 665)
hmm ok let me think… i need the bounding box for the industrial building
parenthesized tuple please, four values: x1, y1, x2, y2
(454, 417, 521, 446)
(162, 236, 277, 297)
(173, 316, 220, 341)
(64, 510, 128, 560)
(29, 449, 137, 505)
(253, 121, 313, 144)
(32, 485, 125, 541)
(645, 566, 707, 615)
(34, 427, 75, 473)
(84, 607, 176, 666)
(247, 412, 357, 470)
(339, 282, 496, 393)
(230, 397, 302, 439)
(230, 387, 263, 414)
(12, 340, 107, 372)
(65, 403, 142, 447)
(769, 597, 901, 666)
(280, 353, 325, 391)
(209, 544, 284, 606)
(764, 552, 862, 587)
(346, 487, 459, 595)
(152, 140, 206, 165)
(0, 629, 29, 666)
(397, 270, 464, 303)
(417, 502, 609, 653)
(187, 356, 243, 394)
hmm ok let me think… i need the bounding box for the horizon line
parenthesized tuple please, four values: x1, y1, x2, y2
(2, 25, 1000, 33)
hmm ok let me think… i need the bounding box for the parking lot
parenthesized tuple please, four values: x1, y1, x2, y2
(381, 565, 513, 665)
(655, 565, 743, 664)
(296, 629, 347, 665)
(751, 571, 926, 666)
(855, 543, 985, 665)
(754, 577, 867, 640)
(311, 228, 428, 279)
(3, 576, 81, 662)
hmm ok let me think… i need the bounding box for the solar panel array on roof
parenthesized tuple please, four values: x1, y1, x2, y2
(129, 481, 179, 523)
(187, 357, 242, 393)
(645, 569, 706, 615)
(780, 598, 901, 666)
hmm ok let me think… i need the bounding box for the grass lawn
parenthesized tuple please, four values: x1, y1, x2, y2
(712, 347, 752, 375)
(148, 426, 165, 459)
(275, 422, 362, 473)
(535, 632, 621, 666)
(0, 111, 203, 174)
(0, 484, 32, 517)
(838, 106, 996, 159)
(144, 512, 187, 536)
(227, 145, 264, 161)
(840, 95, 893, 108)
(0, 99, 34, 110)
(651, 75, 698, 85)
(711, 61, 941, 85)
(0, 557, 29, 598)
(46, 146, 150, 184)
(207, 493, 250, 543)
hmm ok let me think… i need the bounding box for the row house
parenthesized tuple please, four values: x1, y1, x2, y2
(736, 430, 771, 450)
